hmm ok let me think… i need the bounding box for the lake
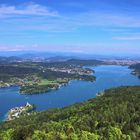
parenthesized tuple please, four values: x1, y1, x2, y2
(0, 65, 140, 121)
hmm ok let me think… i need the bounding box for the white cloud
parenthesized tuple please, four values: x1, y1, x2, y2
(113, 36, 140, 40)
(0, 3, 58, 16)
(0, 3, 140, 33)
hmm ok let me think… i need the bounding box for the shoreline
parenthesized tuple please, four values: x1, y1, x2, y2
(0, 76, 95, 95)
(6, 102, 35, 121)
(0, 65, 140, 123)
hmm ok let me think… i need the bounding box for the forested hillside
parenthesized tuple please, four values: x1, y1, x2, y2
(0, 86, 140, 140)
(130, 63, 140, 78)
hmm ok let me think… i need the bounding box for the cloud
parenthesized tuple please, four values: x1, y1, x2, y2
(113, 35, 140, 40)
(0, 2, 140, 33)
(0, 2, 140, 54)
(0, 44, 26, 51)
(72, 11, 140, 28)
(0, 3, 58, 16)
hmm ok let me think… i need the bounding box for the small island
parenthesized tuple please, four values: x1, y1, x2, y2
(7, 102, 35, 121)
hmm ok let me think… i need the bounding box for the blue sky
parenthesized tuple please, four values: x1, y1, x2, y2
(0, 0, 140, 55)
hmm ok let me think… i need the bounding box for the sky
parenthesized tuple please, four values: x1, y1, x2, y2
(0, 0, 140, 55)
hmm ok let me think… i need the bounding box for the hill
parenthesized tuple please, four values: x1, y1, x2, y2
(129, 63, 140, 78)
(0, 86, 140, 140)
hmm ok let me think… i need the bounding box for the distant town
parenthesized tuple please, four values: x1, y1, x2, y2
(104, 59, 140, 65)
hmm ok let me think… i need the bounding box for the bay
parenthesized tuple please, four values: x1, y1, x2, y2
(0, 65, 140, 121)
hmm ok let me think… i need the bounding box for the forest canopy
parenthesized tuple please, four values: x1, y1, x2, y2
(0, 86, 140, 140)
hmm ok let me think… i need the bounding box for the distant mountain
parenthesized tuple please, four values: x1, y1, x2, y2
(0, 51, 140, 61)
(46, 56, 79, 62)
(0, 56, 23, 64)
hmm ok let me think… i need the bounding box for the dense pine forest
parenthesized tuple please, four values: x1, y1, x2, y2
(0, 86, 140, 140)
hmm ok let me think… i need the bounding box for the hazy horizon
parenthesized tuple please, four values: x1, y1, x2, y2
(0, 50, 140, 59)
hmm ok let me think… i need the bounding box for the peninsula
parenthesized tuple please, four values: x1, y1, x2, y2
(129, 63, 140, 78)
(7, 102, 35, 121)
(0, 59, 99, 94)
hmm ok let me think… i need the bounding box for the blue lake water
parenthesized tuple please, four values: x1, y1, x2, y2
(0, 65, 140, 121)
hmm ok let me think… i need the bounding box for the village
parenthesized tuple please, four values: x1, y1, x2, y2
(7, 102, 34, 121)
(0, 75, 40, 88)
(0, 63, 95, 94)
(46, 67, 94, 75)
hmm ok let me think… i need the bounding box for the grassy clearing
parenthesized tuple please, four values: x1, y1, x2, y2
(38, 79, 58, 86)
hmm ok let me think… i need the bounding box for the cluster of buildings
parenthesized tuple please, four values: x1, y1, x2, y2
(104, 59, 140, 66)
(7, 102, 33, 121)
(0, 75, 40, 88)
(0, 81, 11, 88)
(46, 67, 93, 75)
